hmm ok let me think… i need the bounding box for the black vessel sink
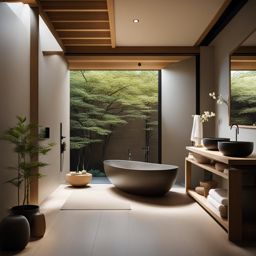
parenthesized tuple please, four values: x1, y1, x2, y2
(218, 141, 254, 157)
(203, 137, 230, 151)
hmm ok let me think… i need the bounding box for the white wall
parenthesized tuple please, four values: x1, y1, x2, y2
(210, 0, 256, 149)
(38, 18, 70, 203)
(162, 57, 196, 184)
(0, 4, 70, 218)
(0, 3, 30, 219)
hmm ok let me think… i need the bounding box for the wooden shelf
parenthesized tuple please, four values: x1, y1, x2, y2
(186, 157, 228, 179)
(186, 146, 256, 242)
(188, 189, 228, 230)
(186, 146, 256, 165)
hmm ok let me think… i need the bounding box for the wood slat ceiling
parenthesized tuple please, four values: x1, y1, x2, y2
(5, 0, 223, 69)
(39, 0, 115, 51)
(5, 0, 199, 70)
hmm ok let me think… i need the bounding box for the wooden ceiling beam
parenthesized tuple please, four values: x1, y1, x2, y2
(2, 0, 37, 6)
(106, 0, 116, 48)
(61, 37, 111, 40)
(43, 53, 191, 70)
(53, 21, 109, 30)
(52, 20, 109, 23)
(66, 55, 189, 63)
(47, 11, 109, 21)
(195, 0, 231, 46)
(231, 62, 256, 70)
(62, 38, 111, 45)
(231, 56, 256, 70)
(40, 0, 106, 1)
(232, 46, 256, 55)
(231, 56, 256, 61)
(198, 0, 248, 46)
(41, 1, 107, 12)
(25, 0, 37, 5)
(64, 43, 112, 47)
(44, 8, 107, 12)
(64, 46, 200, 55)
(58, 30, 110, 38)
(43, 51, 64, 56)
(57, 29, 110, 33)
(68, 62, 171, 70)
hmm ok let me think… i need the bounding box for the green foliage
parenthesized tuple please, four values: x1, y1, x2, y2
(1, 116, 54, 205)
(70, 70, 158, 170)
(231, 71, 256, 125)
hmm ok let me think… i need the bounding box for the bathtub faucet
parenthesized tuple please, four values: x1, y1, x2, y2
(142, 146, 150, 151)
(142, 146, 150, 162)
(128, 148, 132, 160)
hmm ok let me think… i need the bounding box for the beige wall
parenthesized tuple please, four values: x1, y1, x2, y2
(0, 3, 31, 219)
(0, 4, 70, 218)
(200, 46, 215, 137)
(210, 0, 256, 150)
(38, 18, 70, 203)
(161, 57, 196, 184)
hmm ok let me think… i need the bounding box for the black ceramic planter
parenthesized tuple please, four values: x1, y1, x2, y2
(31, 212, 46, 238)
(0, 215, 30, 251)
(11, 205, 46, 238)
(11, 205, 39, 224)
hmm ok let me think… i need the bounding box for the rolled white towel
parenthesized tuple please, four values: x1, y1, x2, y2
(209, 188, 228, 206)
(207, 195, 227, 218)
(191, 115, 203, 146)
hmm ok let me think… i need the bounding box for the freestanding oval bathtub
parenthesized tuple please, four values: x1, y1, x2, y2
(104, 160, 178, 196)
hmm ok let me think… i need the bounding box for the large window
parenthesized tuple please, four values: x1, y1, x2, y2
(70, 71, 159, 176)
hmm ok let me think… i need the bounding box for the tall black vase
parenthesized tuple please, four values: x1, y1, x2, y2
(0, 215, 30, 251)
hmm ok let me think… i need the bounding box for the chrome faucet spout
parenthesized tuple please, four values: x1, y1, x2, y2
(230, 124, 239, 142)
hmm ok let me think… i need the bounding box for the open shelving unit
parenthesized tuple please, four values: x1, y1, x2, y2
(186, 157, 228, 179)
(187, 189, 228, 230)
(185, 146, 256, 242)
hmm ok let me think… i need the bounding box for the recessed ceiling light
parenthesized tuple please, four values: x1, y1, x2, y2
(133, 19, 139, 23)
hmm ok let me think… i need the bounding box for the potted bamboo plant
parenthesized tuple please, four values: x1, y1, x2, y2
(1, 116, 54, 230)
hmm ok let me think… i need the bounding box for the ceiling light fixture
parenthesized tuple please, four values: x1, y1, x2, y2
(133, 19, 139, 23)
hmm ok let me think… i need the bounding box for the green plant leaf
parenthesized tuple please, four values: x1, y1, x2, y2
(5, 177, 24, 187)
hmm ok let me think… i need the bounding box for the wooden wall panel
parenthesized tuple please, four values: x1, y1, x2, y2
(30, 7, 39, 204)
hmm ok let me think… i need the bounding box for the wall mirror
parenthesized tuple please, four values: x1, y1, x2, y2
(230, 29, 256, 128)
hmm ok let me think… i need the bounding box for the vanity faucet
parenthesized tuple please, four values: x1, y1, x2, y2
(230, 124, 239, 141)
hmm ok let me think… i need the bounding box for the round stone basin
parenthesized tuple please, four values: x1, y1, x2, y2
(218, 141, 254, 157)
(203, 137, 230, 151)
